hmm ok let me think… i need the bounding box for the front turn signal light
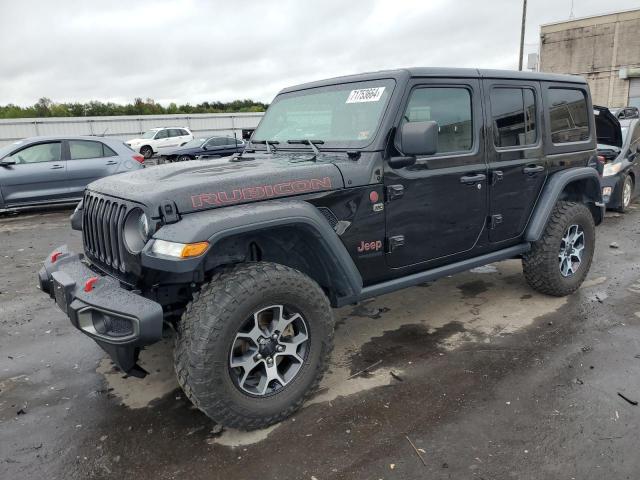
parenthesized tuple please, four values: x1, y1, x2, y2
(151, 239, 209, 258)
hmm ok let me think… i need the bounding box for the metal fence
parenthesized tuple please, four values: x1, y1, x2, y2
(0, 112, 264, 147)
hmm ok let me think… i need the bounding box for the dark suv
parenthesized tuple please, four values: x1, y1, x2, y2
(39, 68, 603, 430)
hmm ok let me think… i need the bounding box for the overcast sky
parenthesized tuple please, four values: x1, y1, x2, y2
(1, 0, 638, 106)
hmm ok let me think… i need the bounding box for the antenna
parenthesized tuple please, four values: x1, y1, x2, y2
(569, 0, 575, 19)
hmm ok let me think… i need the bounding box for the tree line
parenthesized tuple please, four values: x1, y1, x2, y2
(0, 97, 268, 119)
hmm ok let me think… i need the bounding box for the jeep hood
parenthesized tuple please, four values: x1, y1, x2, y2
(594, 106, 623, 148)
(88, 154, 345, 216)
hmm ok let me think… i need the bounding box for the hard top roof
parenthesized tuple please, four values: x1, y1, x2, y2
(280, 67, 586, 94)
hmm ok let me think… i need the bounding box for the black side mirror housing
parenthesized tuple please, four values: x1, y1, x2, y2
(401, 120, 439, 156)
(0, 159, 16, 167)
(388, 156, 417, 169)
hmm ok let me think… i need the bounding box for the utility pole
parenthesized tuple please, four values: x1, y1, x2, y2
(518, 0, 527, 71)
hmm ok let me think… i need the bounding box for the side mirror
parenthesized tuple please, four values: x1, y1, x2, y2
(400, 120, 438, 156)
(202, 145, 208, 151)
(0, 159, 16, 167)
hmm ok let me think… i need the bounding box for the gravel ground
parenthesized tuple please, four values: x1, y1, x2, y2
(1, 204, 639, 479)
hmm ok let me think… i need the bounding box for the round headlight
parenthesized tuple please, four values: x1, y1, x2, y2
(123, 208, 150, 254)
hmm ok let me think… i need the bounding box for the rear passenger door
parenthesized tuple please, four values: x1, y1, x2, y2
(65, 140, 120, 196)
(483, 80, 545, 243)
(0, 141, 67, 205)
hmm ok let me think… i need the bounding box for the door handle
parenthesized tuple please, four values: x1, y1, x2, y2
(106, 161, 117, 165)
(460, 173, 486, 185)
(50, 164, 64, 169)
(523, 165, 544, 175)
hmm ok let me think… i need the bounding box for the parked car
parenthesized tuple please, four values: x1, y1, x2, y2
(40, 68, 603, 430)
(0, 136, 143, 211)
(158, 136, 245, 163)
(594, 106, 640, 212)
(610, 106, 640, 120)
(126, 127, 193, 159)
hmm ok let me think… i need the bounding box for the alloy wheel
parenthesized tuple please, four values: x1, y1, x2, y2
(558, 224, 585, 277)
(623, 177, 633, 209)
(229, 305, 310, 396)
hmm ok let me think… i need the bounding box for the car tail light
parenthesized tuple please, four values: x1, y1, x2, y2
(132, 154, 145, 164)
(597, 155, 605, 165)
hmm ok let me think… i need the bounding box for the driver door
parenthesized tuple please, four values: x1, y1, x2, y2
(384, 79, 488, 268)
(0, 141, 68, 206)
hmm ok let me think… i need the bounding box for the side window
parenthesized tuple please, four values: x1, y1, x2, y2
(180, 129, 190, 136)
(490, 87, 537, 148)
(548, 88, 590, 144)
(225, 136, 239, 145)
(9, 142, 61, 164)
(69, 140, 104, 160)
(403, 87, 473, 155)
(102, 144, 117, 157)
(168, 129, 181, 137)
(155, 129, 168, 139)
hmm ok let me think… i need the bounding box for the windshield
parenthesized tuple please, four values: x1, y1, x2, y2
(253, 79, 395, 148)
(183, 138, 208, 148)
(0, 140, 24, 158)
(141, 130, 159, 139)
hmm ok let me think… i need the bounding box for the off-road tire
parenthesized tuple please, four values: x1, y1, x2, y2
(522, 201, 595, 297)
(140, 145, 153, 159)
(174, 262, 334, 430)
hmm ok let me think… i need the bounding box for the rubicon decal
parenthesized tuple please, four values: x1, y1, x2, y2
(357, 240, 383, 253)
(191, 177, 333, 208)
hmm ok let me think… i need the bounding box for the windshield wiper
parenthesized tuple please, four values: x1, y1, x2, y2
(252, 140, 279, 153)
(287, 139, 324, 155)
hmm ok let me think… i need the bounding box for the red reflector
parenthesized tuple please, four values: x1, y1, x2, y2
(51, 251, 62, 263)
(369, 191, 379, 203)
(132, 154, 145, 164)
(84, 277, 99, 292)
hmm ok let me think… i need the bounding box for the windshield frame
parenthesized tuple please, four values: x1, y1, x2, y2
(252, 78, 397, 151)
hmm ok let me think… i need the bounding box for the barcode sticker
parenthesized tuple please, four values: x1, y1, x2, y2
(346, 87, 385, 104)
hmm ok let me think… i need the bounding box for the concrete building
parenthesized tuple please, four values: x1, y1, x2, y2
(539, 8, 640, 108)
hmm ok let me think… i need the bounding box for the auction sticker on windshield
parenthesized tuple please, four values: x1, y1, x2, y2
(346, 87, 385, 103)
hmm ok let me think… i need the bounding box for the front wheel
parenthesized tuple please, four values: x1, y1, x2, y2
(522, 201, 595, 297)
(175, 262, 334, 430)
(616, 174, 634, 213)
(140, 146, 153, 159)
(178, 154, 192, 162)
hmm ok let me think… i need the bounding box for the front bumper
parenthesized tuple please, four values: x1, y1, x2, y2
(600, 175, 621, 208)
(38, 245, 163, 375)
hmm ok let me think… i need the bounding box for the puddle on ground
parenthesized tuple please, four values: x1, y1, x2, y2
(99, 259, 568, 446)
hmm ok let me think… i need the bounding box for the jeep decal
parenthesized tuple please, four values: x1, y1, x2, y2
(357, 240, 383, 253)
(191, 177, 333, 208)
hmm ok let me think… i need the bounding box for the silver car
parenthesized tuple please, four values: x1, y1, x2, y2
(0, 136, 144, 211)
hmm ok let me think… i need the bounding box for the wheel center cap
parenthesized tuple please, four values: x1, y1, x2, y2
(259, 339, 278, 357)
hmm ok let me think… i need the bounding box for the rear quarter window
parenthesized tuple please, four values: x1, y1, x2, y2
(548, 88, 590, 144)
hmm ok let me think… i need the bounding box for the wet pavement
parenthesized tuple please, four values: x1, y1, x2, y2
(1, 205, 640, 479)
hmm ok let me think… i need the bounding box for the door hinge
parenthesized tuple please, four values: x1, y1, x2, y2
(488, 214, 503, 230)
(387, 235, 405, 252)
(491, 170, 504, 186)
(386, 184, 404, 201)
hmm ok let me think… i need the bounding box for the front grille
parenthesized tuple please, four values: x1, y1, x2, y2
(82, 192, 133, 276)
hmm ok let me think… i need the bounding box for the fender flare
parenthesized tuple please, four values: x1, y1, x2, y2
(143, 200, 363, 303)
(525, 167, 603, 242)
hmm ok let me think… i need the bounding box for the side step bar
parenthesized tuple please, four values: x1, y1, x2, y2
(349, 243, 531, 304)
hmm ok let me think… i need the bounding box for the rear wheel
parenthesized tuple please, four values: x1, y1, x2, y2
(175, 262, 334, 430)
(178, 154, 192, 162)
(522, 201, 595, 296)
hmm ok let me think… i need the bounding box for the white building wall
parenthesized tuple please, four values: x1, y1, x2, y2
(0, 112, 264, 146)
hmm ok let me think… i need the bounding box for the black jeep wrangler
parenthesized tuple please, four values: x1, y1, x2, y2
(39, 68, 603, 430)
